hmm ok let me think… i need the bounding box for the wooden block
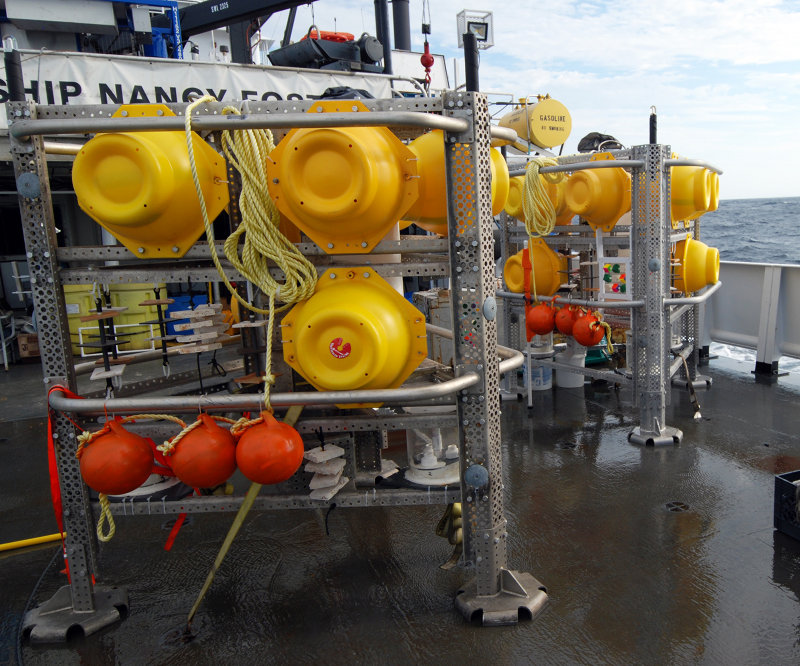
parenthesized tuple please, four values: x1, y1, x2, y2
(79, 308, 128, 322)
(169, 304, 223, 319)
(232, 320, 268, 329)
(138, 298, 174, 306)
(304, 457, 346, 475)
(309, 476, 349, 501)
(309, 469, 344, 490)
(304, 444, 345, 464)
(175, 331, 225, 343)
(233, 373, 263, 386)
(90, 365, 126, 380)
(176, 342, 223, 354)
(173, 320, 226, 332)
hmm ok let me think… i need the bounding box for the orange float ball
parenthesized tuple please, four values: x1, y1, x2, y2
(169, 414, 237, 488)
(235, 413, 304, 485)
(79, 420, 153, 495)
(572, 313, 605, 347)
(555, 305, 581, 336)
(526, 302, 557, 336)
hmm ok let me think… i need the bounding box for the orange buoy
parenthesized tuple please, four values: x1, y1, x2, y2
(554, 305, 581, 336)
(235, 413, 304, 485)
(572, 312, 605, 347)
(168, 414, 236, 488)
(526, 301, 557, 336)
(79, 420, 153, 495)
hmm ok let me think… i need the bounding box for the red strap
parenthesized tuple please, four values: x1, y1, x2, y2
(521, 247, 534, 342)
(163, 512, 187, 551)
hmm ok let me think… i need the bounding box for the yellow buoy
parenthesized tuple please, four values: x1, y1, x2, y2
(71, 104, 229, 258)
(672, 235, 720, 295)
(504, 175, 573, 225)
(671, 164, 712, 225)
(498, 96, 572, 149)
(402, 130, 509, 235)
(281, 268, 427, 400)
(564, 152, 631, 232)
(503, 238, 567, 297)
(266, 100, 418, 253)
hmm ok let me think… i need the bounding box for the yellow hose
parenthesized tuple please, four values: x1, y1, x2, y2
(0, 532, 64, 553)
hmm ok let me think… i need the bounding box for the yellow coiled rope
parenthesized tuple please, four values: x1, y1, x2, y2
(184, 95, 318, 409)
(522, 157, 563, 239)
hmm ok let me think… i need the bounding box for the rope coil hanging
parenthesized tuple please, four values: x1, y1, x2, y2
(184, 95, 318, 410)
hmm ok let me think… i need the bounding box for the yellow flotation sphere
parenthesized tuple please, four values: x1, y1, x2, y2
(403, 130, 509, 235)
(71, 104, 229, 258)
(281, 268, 427, 398)
(266, 100, 418, 253)
(502, 237, 567, 297)
(504, 175, 573, 225)
(672, 235, 720, 295)
(564, 152, 631, 232)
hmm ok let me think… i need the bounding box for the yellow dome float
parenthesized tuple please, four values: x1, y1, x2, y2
(402, 129, 509, 235)
(503, 238, 567, 297)
(266, 100, 418, 253)
(670, 160, 713, 226)
(564, 152, 631, 232)
(281, 268, 427, 401)
(498, 95, 572, 149)
(672, 235, 720, 295)
(71, 104, 229, 258)
(504, 175, 573, 225)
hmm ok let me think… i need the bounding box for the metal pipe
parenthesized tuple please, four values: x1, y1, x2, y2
(669, 344, 693, 377)
(463, 32, 479, 92)
(281, 7, 297, 48)
(664, 158, 723, 175)
(3, 49, 25, 102)
(489, 126, 518, 144)
(50, 324, 522, 414)
(375, 0, 393, 74)
(391, 0, 411, 51)
(663, 281, 722, 306)
(43, 141, 83, 155)
(10, 111, 469, 138)
(496, 290, 645, 309)
(535, 160, 645, 175)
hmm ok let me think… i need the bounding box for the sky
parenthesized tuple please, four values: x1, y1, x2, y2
(257, 0, 800, 200)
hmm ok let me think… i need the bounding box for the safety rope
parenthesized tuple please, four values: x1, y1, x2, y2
(184, 95, 318, 409)
(157, 415, 236, 457)
(522, 157, 562, 238)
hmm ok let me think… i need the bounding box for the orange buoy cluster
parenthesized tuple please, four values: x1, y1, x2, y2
(78, 412, 306, 495)
(523, 301, 609, 349)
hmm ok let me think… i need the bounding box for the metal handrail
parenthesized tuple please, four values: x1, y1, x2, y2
(663, 281, 722, 306)
(496, 290, 644, 309)
(664, 158, 723, 175)
(10, 110, 470, 138)
(49, 324, 523, 415)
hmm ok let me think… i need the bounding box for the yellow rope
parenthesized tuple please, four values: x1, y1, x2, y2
(158, 415, 237, 456)
(97, 494, 115, 542)
(593, 314, 615, 355)
(184, 95, 317, 409)
(522, 157, 562, 238)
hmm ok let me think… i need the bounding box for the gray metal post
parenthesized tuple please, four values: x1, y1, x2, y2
(443, 91, 547, 624)
(629, 144, 682, 446)
(8, 101, 128, 642)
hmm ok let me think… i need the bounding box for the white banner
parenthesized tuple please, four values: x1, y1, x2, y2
(0, 50, 395, 127)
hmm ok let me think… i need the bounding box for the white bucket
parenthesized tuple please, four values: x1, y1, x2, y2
(529, 350, 554, 391)
(555, 339, 587, 388)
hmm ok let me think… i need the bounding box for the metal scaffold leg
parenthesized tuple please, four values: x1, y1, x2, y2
(22, 586, 129, 644)
(444, 91, 547, 624)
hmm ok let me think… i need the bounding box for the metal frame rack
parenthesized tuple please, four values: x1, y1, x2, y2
(9, 91, 547, 639)
(497, 147, 721, 445)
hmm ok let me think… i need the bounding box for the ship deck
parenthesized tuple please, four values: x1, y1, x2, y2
(2, 356, 800, 665)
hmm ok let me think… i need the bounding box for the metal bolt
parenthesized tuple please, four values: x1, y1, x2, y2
(479, 418, 486, 425)
(329, 273, 336, 279)
(484, 533, 490, 540)
(482, 495, 489, 502)
(479, 395, 484, 401)
(456, 266, 462, 272)
(477, 364, 483, 370)
(462, 419, 469, 426)
(494, 537, 500, 544)
(63, 508, 71, 517)
(272, 178, 279, 184)
(137, 247, 145, 254)
(363, 272, 370, 278)
(455, 240, 461, 247)
(466, 496, 472, 502)
(52, 433, 58, 439)
(157, 109, 164, 116)
(327, 242, 334, 249)
(29, 276, 36, 284)
(121, 110, 128, 117)
(462, 396, 468, 402)
(316, 106, 323, 113)
(448, 100, 455, 108)
(26, 252, 32, 258)
(352, 105, 358, 112)
(472, 265, 479, 272)
(476, 556, 482, 562)
(361, 241, 368, 248)
(471, 240, 478, 247)
(43, 251, 50, 258)
(172, 246, 179, 253)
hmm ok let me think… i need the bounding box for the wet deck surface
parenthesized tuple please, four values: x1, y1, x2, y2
(2, 357, 800, 665)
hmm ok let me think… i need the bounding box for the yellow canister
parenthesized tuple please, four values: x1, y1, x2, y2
(504, 174, 573, 225)
(498, 96, 572, 149)
(564, 152, 631, 232)
(71, 104, 229, 258)
(402, 130, 509, 235)
(672, 236, 720, 295)
(266, 100, 418, 253)
(281, 268, 427, 398)
(503, 238, 567, 297)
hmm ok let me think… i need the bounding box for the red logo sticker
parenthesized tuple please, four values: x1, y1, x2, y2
(329, 337, 351, 359)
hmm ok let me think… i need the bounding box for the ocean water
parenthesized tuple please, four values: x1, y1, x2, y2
(699, 196, 800, 372)
(701, 197, 800, 265)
